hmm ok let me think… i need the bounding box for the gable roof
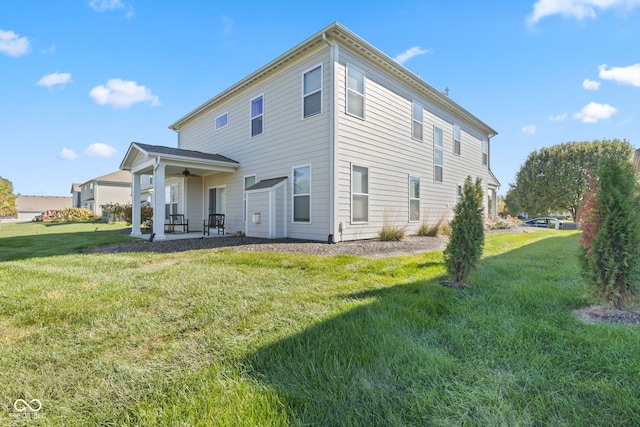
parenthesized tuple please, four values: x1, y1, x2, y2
(120, 142, 239, 172)
(168, 22, 497, 137)
(16, 196, 72, 213)
(245, 177, 288, 191)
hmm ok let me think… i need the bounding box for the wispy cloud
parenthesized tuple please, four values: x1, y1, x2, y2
(42, 44, 56, 54)
(59, 148, 77, 160)
(549, 113, 567, 121)
(582, 78, 600, 90)
(522, 125, 537, 135)
(89, 78, 161, 108)
(0, 29, 30, 57)
(574, 102, 617, 123)
(37, 72, 72, 88)
(89, 0, 134, 18)
(85, 143, 117, 158)
(599, 63, 640, 87)
(394, 46, 430, 65)
(527, 0, 640, 25)
(220, 15, 235, 36)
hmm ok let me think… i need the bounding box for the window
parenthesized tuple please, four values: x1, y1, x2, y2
(250, 95, 263, 137)
(352, 165, 369, 223)
(453, 123, 461, 155)
(412, 101, 423, 141)
(215, 112, 228, 130)
(457, 185, 462, 202)
(482, 138, 488, 165)
(165, 184, 178, 220)
(346, 66, 364, 118)
(434, 127, 443, 182)
(409, 176, 420, 221)
(293, 165, 311, 222)
(303, 65, 322, 118)
(243, 175, 256, 222)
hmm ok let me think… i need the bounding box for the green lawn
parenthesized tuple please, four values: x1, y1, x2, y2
(1, 222, 639, 426)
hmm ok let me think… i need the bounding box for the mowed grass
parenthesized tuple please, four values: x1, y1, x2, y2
(1, 223, 639, 426)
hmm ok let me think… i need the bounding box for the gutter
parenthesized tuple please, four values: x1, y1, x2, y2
(323, 32, 338, 243)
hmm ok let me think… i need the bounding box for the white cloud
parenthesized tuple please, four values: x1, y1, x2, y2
(549, 113, 568, 121)
(522, 125, 537, 135)
(573, 102, 617, 123)
(89, 78, 161, 108)
(37, 72, 72, 88)
(42, 44, 56, 54)
(582, 78, 600, 90)
(394, 46, 430, 65)
(221, 15, 235, 36)
(88, 0, 124, 12)
(527, 0, 640, 25)
(598, 63, 640, 87)
(84, 143, 117, 158)
(60, 148, 77, 160)
(0, 29, 30, 57)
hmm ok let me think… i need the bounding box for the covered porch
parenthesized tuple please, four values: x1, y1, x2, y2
(120, 142, 240, 240)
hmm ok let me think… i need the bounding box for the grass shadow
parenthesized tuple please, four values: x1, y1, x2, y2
(244, 233, 640, 425)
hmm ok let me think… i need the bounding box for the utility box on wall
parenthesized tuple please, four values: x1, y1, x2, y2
(252, 213, 261, 224)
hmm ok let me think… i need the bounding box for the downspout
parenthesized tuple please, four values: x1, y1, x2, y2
(323, 32, 339, 243)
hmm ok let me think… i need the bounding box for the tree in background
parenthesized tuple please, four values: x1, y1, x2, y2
(0, 176, 18, 218)
(443, 176, 484, 284)
(509, 139, 633, 219)
(579, 157, 640, 309)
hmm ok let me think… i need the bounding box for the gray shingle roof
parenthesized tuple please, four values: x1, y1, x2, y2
(134, 142, 239, 164)
(245, 177, 288, 191)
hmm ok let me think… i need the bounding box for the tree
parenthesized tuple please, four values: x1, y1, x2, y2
(443, 176, 484, 283)
(0, 176, 18, 218)
(580, 157, 640, 309)
(510, 139, 633, 219)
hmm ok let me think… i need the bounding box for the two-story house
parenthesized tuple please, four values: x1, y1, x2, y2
(75, 170, 132, 217)
(120, 22, 499, 242)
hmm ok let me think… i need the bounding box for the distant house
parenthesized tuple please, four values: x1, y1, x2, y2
(70, 184, 82, 208)
(78, 170, 132, 217)
(15, 195, 72, 221)
(120, 22, 499, 241)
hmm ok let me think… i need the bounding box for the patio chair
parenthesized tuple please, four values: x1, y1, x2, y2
(203, 213, 225, 235)
(165, 214, 189, 234)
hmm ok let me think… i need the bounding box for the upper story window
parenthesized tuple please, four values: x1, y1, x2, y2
(412, 101, 423, 141)
(346, 66, 365, 119)
(303, 65, 322, 118)
(250, 95, 263, 137)
(352, 164, 369, 223)
(215, 112, 228, 130)
(409, 176, 420, 221)
(482, 138, 488, 166)
(293, 165, 311, 223)
(453, 123, 461, 155)
(434, 127, 443, 183)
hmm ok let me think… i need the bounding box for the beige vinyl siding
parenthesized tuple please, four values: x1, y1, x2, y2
(335, 49, 495, 240)
(185, 177, 203, 230)
(177, 45, 332, 241)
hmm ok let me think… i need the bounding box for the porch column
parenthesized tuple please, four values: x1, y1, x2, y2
(131, 173, 142, 237)
(153, 163, 166, 240)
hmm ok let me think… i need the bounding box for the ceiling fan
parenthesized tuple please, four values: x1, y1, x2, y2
(180, 168, 200, 178)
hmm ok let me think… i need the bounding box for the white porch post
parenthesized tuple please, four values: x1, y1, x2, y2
(153, 163, 166, 240)
(131, 173, 142, 237)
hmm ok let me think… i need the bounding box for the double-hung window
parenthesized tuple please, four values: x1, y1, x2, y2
(434, 127, 443, 182)
(216, 112, 228, 130)
(482, 138, 488, 166)
(165, 184, 178, 220)
(303, 65, 322, 118)
(352, 165, 369, 223)
(453, 123, 461, 155)
(409, 176, 420, 221)
(250, 95, 263, 137)
(293, 165, 311, 222)
(346, 66, 365, 118)
(412, 101, 423, 141)
(243, 175, 256, 222)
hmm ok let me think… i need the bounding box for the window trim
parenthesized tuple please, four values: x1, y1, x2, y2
(346, 65, 365, 119)
(482, 138, 488, 166)
(351, 164, 369, 224)
(215, 112, 228, 130)
(292, 164, 312, 223)
(412, 101, 423, 141)
(250, 94, 264, 138)
(409, 175, 420, 222)
(453, 123, 461, 155)
(434, 126, 444, 183)
(302, 64, 323, 119)
(243, 174, 257, 222)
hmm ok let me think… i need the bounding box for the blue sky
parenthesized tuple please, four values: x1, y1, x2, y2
(2, 0, 639, 197)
